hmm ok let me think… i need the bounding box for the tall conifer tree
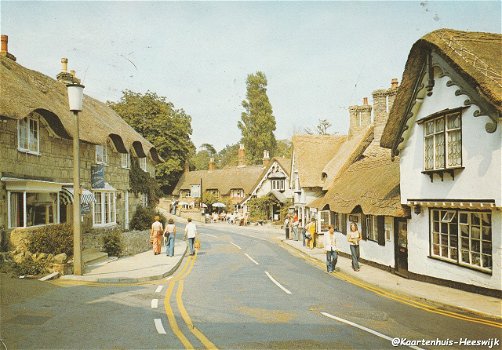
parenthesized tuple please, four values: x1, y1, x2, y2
(238, 72, 277, 164)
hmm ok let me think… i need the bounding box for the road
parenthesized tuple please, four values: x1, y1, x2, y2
(1, 223, 500, 349)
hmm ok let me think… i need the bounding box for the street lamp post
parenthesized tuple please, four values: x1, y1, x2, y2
(67, 83, 85, 275)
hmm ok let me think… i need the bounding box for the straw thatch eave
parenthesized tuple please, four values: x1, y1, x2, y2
(0, 55, 158, 162)
(292, 134, 347, 188)
(172, 165, 264, 197)
(381, 29, 502, 151)
(309, 145, 405, 217)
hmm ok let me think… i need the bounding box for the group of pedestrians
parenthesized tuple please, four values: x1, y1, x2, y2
(150, 216, 199, 257)
(285, 214, 362, 273)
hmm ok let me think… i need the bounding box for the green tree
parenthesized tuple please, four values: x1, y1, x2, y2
(238, 72, 277, 164)
(275, 139, 292, 158)
(217, 143, 239, 168)
(108, 90, 195, 194)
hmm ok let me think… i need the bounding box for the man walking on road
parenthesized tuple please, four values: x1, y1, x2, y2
(184, 218, 197, 256)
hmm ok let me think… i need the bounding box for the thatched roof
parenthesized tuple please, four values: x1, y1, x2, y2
(0, 56, 160, 162)
(292, 134, 347, 188)
(172, 165, 265, 197)
(321, 126, 373, 190)
(309, 144, 405, 217)
(381, 29, 502, 150)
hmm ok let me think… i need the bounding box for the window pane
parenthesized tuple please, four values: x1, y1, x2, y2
(482, 241, 492, 254)
(459, 213, 468, 224)
(482, 254, 492, 269)
(450, 248, 458, 260)
(447, 113, 460, 129)
(471, 226, 480, 239)
(471, 213, 480, 225)
(482, 227, 491, 241)
(435, 118, 444, 132)
(447, 129, 461, 167)
(441, 246, 448, 257)
(481, 213, 491, 226)
(29, 119, 38, 152)
(460, 224, 469, 237)
(461, 250, 470, 263)
(471, 253, 481, 266)
(435, 133, 445, 169)
(432, 244, 440, 256)
(471, 240, 480, 253)
(19, 119, 28, 149)
(424, 136, 434, 170)
(425, 121, 434, 135)
(461, 237, 469, 249)
(432, 233, 439, 244)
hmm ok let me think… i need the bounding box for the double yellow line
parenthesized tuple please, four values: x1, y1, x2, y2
(287, 244, 501, 329)
(163, 253, 218, 349)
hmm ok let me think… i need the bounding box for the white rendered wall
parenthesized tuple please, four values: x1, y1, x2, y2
(334, 216, 395, 268)
(399, 73, 502, 205)
(408, 208, 501, 290)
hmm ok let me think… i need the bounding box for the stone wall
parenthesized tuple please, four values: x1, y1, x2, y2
(83, 229, 151, 257)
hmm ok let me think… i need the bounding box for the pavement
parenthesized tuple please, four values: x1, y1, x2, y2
(58, 218, 501, 320)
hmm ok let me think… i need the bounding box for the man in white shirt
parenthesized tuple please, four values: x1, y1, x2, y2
(184, 218, 197, 255)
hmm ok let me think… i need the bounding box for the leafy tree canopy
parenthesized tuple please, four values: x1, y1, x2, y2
(108, 90, 195, 194)
(238, 72, 277, 165)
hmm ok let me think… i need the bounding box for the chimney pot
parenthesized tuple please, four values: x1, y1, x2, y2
(391, 78, 399, 88)
(363, 97, 368, 105)
(70, 69, 76, 77)
(61, 58, 68, 73)
(0, 34, 16, 61)
(1, 35, 8, 53)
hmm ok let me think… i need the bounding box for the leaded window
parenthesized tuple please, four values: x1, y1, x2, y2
(424, 112, 462, 171)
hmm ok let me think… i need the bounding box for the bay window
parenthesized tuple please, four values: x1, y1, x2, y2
(430, 209, 492, 272)
(9, 192, 57, 228)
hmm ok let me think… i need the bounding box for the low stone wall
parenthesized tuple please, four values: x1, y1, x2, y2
(83, 229, 151, 257)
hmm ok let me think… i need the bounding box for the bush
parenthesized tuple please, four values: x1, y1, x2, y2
(102, 230, 123, 257)
(26, 224, 73, 256)
(12, 257, 48, 276)
(130, 206, 167, 231)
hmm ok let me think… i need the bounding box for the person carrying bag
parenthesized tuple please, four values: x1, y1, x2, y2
(323, 225, 338, 273)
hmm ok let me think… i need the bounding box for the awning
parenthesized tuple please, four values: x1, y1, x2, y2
(61, 187, 96, 205)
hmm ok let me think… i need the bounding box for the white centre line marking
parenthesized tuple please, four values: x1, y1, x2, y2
(231, 242, 242, 250)
(320, 312, 424, 350)
(154, 318, 167, 334)
(265, 271, 292, 295)
(155, 285, 163, 293)
(151, 299, 159, 309)
(205, 233, 217, 238)
(245, 253, 259, 265)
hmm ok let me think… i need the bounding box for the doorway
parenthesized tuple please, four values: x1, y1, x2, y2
(394, 218, 408, 277)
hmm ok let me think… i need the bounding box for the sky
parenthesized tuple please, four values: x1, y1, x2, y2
(1, 1, 501, 151)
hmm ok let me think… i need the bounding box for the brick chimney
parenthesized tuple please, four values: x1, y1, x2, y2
(0, 35, 17, 61)
(262, 150, 270, 168)
(348, 97, 372, 137)
(57, 57, 75, 84)
(184, 161, 190, 174)
(208, 157, 216, 171)
(238, 144, 246, 167)
(371, 78, 399, 144)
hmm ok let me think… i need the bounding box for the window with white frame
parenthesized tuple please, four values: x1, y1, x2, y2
(8, 192, 58, 228)
(121, 152, 130, 169)
(430, 209, 492, 271)
(139, 157, 147, 172)
(424, 111, 462, 171)
(365, 215, 378, 242)
(271, 179, 285, 191)
(18, 117, 39, 154)
(230, 189, 244, 198)
(206, 189, 219, 198)
(141, 193, 148, 208)
(96, 145, 108, 165)
(93, 191, 116, 226)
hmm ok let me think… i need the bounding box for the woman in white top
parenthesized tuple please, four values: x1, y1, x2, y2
(164, 218, 177, 257)
(323, 225, 338, 273)
(150, 216, 164, 255)
(347, 222, 362, 271)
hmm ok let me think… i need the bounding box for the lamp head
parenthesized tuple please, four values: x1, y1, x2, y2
(67, 83, 85, 112)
